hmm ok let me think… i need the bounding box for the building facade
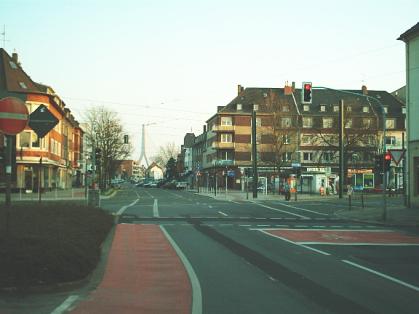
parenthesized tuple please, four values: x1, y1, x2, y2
(191, 83, 405, 193)
(0, 49, 83, 191)
(399, 22, 419, 206)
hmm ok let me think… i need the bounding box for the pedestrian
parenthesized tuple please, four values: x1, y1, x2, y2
(284, 182, 291, 201)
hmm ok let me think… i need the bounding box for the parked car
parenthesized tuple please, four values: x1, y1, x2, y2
(176, 181, 187, 189)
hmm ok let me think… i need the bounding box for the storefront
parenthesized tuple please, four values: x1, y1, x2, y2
(348, 169, 374, 191)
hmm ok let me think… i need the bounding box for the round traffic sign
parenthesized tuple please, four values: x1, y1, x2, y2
(0, 97, 29, 135)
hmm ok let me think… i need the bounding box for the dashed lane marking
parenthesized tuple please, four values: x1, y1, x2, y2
(153, 199, 159, 218)
(218, 211, 228, 217)
(252, 202, 309, 219)
(50, 295, 79, 314)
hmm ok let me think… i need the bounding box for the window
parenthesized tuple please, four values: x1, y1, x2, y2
(282, 152, 292, 162)
(221, 133, 232, 143)
(9, 61, 18, 69)
(385, 136, 396, 145)
(322, 117, 333, 128)
(301, 134, 312, 144)
(402, 107, 406, 114)
(362, 118, 371, 128)
(322, 152, 333, 162)
(303, 152, 313, 161)
(346, 105, 352, 112)
(281, 117, 291, 128)
(386, 119, 395, 129)
(282, 134, 291, 144)
(236, 103, 242, 110)
(31, 133, 40, 148)
(221, 116, 232, 126)
(253, 104, 259, 111)
(303, 105, 309, 111)
(345, 118, 352, 128)
(302, 117, 313, 128)
(256, 117, 261, 127)
(383, 107, 388, 113)
(333, 105, 339, 112)
(19, 82, 28, 89)
(320, 105, 326, 112)
(20, 132, 30, 148)
(282, 105, 290, 112)
(363, 106, 369, 113)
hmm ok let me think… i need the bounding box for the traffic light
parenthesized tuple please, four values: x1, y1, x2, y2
(123, 135, 129, 144)
(384, 152, 392, 172)
(302, 82, 312, 104)
(374, 154, 383, 172)
(95, 148, 102, 165)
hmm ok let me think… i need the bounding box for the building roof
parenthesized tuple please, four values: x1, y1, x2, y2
(398, 22, 419, 42)
(209, 86, 404, 120)
(0, 48, 42, 97)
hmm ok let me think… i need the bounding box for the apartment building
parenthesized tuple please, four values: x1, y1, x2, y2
(0, 48, 83, 191)
(192, 83, 405, 192)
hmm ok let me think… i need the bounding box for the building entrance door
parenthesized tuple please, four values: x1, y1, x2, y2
(24, 168, 33, 192)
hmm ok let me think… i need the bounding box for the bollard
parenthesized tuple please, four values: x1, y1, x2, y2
(349, 195, 352, 210)
(361, 191, 364, 209)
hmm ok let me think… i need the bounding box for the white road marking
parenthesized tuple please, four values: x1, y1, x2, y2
(134, 191, 141, 198)
(208, 205, 213, 209)
(270, 201, 330, 216)
(230, 201, 241, 204)
(218, 211, 228, 216)
(239, 224, 252, 227)
(153, 199, 159, 217)
(252, 202, 309, 218)
(300, 242, 419, 246)
(143, 189, 155, 198)
(259, 230, 331, 256)
(116, 199, 140, 215)
(50, 295, 79, 314)
(342, 260, 419, 292)
(160, 226, 202, 314)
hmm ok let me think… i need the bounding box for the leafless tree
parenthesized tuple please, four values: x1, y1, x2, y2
(151, 142, 180, 168)
(84, 106, 132, 188)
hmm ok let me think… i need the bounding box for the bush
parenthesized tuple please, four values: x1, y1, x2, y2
(0, 202, 114, 289)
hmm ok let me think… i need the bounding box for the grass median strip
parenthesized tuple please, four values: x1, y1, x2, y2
(0, 202, 113, 290)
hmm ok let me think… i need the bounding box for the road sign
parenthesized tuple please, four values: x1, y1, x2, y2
(389, 149, 405, 165)
(227, 170, 235, 177)
(291, 162, 301, 167)
(28, 104, 59, 138)
(0, 97, 29, 135)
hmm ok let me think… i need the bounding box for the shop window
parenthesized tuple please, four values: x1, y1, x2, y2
(20, 132, 30, 148)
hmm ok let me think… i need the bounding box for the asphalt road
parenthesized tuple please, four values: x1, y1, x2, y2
(2, 184, 419, 314)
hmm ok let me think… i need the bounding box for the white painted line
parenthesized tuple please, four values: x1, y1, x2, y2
(160, 226, 203, 314)
(295, 225, 308, 228)
(259, 230, 331, 256)
(312, 226, 326, 228)
(239, 224, 252, 227)
(219, 224, 233, 226)
(134, 191, 141, 198)
(143, 189, 154, 198)
(342, 260, 419, 292)
(239, 217, 250, 219)
(218, 211, 228, 217)
(208, 205, 213, 209)
(300, 242, 419, 246)
(271, 201, 330, 216)
(153, 199, 159, 218)
(50, 295, 79, 314)
(116, 199, 140, 215)
(257, 225, 271, 227)
(330, 226, 344, 228)
(275, 225, 290, 227)
(230, 201, 241, 204)
(252, 202, 309, 219)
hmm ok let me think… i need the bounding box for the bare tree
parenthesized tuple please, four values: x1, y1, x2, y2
(84, 106, 132, 188)
(151, 142, 180, 167)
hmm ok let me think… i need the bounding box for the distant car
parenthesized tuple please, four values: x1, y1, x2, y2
(176, 181, 187, 189)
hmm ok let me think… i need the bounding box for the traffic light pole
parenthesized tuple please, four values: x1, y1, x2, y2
(252, 109, 258, 199)
(338, 100, 344, 199)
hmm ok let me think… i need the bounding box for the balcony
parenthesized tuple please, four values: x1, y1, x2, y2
(212, 125, 235, 132)
(212, 142, 234, 149)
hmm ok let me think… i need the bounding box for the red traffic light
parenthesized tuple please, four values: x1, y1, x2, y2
(384, 152, 391, 161)
(304, 84, 311, 90)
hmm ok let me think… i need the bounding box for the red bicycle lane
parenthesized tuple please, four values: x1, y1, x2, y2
(70, 224, 192, 314)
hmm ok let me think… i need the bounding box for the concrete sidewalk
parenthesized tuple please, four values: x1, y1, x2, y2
(192, 189, 419, 227)
(7, 187, 117, 201)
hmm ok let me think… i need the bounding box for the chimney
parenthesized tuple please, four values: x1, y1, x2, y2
(237, 84, 244, 95)
(203, 125, 207, 133)
(292, 81, 295, 92)
(362, 85, 368, 95)
(284, 81, 293, 95)
(12, 52, 18, 63)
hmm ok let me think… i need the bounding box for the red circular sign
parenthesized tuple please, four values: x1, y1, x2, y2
(0, 97, 29, 135)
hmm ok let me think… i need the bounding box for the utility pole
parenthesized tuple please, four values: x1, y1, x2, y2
(338, 99, 344, 199)
(402, 132, 407, 206)
(252, 109, 258, 198)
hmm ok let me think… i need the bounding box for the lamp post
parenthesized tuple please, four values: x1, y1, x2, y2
(315, 87, 387, 220)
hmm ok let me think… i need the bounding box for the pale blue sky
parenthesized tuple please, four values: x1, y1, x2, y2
(1, 0, 418, 159)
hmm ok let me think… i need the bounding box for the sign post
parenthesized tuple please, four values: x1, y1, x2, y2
(0, 97, 29, 208)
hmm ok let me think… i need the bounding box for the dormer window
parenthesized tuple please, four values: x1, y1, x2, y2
(363, 106, 369, 113)
(320, 105, 326, 112)
(9, 61, 18, 69)
(253, 104, 259, 111)
(236, 103, 242, 110)
(383, 107, 388, 114)
(333, 105, 339, 112)
(19, 82, 27, 89)
(402, 107, 406, 114)
(303, 105, 309, 112)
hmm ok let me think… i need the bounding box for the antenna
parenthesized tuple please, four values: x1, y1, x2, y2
(1, 25, 10, 49)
